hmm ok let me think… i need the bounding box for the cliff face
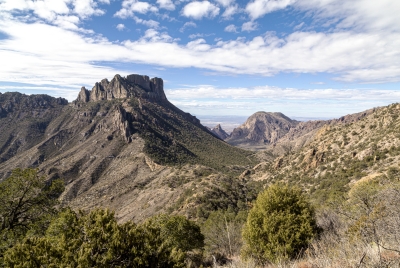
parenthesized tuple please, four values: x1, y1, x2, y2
(76, 74, 166, 103)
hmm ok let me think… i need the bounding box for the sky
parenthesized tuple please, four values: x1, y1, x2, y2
(0, 0, 400, 125)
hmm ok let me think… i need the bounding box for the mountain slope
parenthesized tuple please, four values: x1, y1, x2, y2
(262, 108, 376, 157)
(0, 92, 68, 165)
(0, 74, 255, 222)
(247, 103, 400, 205)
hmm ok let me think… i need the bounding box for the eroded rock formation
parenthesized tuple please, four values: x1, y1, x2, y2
(76, 74, 166, 103)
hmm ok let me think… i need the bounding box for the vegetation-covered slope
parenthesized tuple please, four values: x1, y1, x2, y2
(248, 103, 400, 205)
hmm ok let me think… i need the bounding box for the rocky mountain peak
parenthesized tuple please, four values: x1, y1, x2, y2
(225, 111, 299, 149)
(75, 74, 167, 103)
(209, 124, 229, 140)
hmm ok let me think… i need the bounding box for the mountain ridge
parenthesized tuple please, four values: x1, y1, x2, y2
(0, 74, 255, 222)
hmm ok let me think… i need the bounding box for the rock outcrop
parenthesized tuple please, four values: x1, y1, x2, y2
(76, 74, 167, 103)
(209, 124, 229, 140)
(225, 112, 299, 149)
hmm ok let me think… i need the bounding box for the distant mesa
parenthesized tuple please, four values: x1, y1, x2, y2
(76, 74, 166, 103)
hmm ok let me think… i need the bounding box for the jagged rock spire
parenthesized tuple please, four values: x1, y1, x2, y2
(76, 74, 166, 103)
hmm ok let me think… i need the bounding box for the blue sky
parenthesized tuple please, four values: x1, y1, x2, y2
(0, 0, 400, 123)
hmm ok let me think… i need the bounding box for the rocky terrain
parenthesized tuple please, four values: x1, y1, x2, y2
(0, 74, 255, 222)
(1, 73, 399, 225)
(207, 124, 229, 140)
(0, 92, 68, 164)
(225, 111, 299, 150)
(237, 103, 400, 206)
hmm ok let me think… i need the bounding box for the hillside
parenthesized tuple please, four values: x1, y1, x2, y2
(0, 92, 68, 164)
(2, 75, 398, 226)
(0, 74, 255, 222)
(243, 103, 400, 205)
(225, 111, 299, 150)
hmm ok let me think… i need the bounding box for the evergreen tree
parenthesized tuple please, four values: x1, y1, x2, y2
(242, 183, 319, 264)
(0, 168, 63, 262)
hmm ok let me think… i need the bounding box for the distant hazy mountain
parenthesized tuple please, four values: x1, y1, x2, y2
(208, 124, 229, 140)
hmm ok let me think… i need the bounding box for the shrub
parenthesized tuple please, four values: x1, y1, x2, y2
(202, 210, 247, 260)
(242, 183, 319, 264)
(4, 209, 203, 267)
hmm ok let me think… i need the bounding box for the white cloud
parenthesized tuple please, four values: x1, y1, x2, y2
(293, 21, 304, 30)
(241, 21, 257, 32)
(137, 28, 175, 42)
(295, 0, 400, 33)
(0, 85, 80, 101)
(167, 85, 400, 101)
(53, 15, 81, 31)
(73, 0, 105, 19)
(1, 0, 400, 95)
(166, 85, 400, 117)
(157, 0, 175, 10)
(186, 39, 211, 51)
(189, 33, 203, 39)
(181, 1, 220, 20)
(133, 16, 159, 28)
(179, 21, 196, 32)
(188, 33, 214, 39)
(116, 23, 125, 31)
(221, 4, 238, 19)
(215, 0, 234, 7)
(224, 24, 237, 33)
(0, 0, 108, 29)
(246, 0, 296, 20)
(114, 0, 158, 18)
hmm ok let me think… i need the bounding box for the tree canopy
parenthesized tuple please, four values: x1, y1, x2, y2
(0, 168, 64, 261)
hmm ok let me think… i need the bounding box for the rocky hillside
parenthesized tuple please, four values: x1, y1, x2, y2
(225, 112, 299, 150)
(264, 108, 376, 156)
(0, 74, 255, 222)
(0, 92, 68, 164)
(244, 103, 400, 205)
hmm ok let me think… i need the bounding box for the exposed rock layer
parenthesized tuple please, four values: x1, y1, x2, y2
(77, 74, 166, 103)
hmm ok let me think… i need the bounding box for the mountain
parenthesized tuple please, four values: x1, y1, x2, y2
(208, 124, 229, 140)
(243, 103, 400, 205)
(263, 108, 375, 157)
(0, 74, 255, 222)
(0, 92, 68, 164)
(225, 111, 299, 150)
